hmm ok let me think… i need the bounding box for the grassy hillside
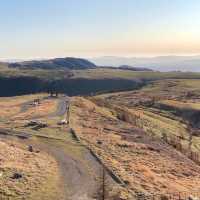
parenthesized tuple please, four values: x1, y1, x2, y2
(9, 57, 97, 70)
(94, 79, 200, 154)
(70, 96, 200, 198)
(1, 79, 200, 198)
(2, 62, 200, 80)
(72, 68, 200, 80)
(2, 62, 200, 97)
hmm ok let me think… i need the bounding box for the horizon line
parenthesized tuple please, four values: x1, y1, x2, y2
(1, 53, 200, 62)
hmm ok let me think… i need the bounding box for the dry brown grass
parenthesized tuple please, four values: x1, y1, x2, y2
(0, 139, 62, 200)
(0, 94, 47, 106)
(0, 105, 20, 118)
(70, 97, 200, 197)
(0, 94, 48, 119)
(13, 99, 58, 120)
(159, 99, 200, 110)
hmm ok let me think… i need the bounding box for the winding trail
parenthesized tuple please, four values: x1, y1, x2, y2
(49, 96, 70, 117)
(0, 96, 110, 200)
(33, 138, 102, 200)
(0, 130, 103, 200)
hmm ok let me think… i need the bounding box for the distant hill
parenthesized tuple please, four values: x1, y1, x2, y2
(118, 65, 153, 71)
(90, 55, 200, 72)
(9, 57, 97, 70)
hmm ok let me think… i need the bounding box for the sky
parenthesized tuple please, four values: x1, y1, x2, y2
(1, 0, 200, 59)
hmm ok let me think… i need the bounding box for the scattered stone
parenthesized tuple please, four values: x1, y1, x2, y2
(160, 195, 169, 200)
(26, 120, 47, 129)
(123, 180, 130, 185)
(57, 119, 67, 125)
(97, 140, 103, 145)
(28, 145, 33, 152)
(26, 120, 38, 126)
(11, 173, 22, 180)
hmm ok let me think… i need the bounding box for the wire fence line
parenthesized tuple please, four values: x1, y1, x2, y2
(163, 134, 200, 165)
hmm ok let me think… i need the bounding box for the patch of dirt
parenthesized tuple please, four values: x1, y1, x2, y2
(28, 137, 104, 200)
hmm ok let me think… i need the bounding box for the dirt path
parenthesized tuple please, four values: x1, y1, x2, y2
(0, 96, 116, 199)
(49, 96, 70, 117)
(29, 137, 103, 200)
(0, 132, 104, 200)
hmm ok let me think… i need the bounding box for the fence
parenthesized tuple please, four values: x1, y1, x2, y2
(163, 134, 200, 165)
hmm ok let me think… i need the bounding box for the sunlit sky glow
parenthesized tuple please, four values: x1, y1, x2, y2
(1, 0, 200, 59)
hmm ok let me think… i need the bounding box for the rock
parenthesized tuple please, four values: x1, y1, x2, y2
(26, 120, 47, 129)
(160, 195, 169, 200)
(97, 140, 103, 145)
(26, 120, 38, 126)
(11, 173, 22, 179)
(28, 145, 33, 152)
(57, 119, 67, 125)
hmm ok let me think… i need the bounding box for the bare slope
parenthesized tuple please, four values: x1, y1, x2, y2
(70, 96, 200, 198)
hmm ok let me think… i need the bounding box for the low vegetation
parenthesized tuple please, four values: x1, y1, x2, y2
(67, 79, 200, 198)
(2, 60, 200, 97)
(0, 139, 61, 200)
(69, 96, 200, 198)
(1, 73, 200, 199)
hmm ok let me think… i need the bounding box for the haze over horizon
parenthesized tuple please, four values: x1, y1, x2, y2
(1, 0, 200, 61)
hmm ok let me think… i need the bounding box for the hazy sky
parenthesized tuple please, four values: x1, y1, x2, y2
(1, 0, 200, 59)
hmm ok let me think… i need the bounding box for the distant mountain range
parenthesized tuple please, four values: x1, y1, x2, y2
(9, 57, 97, 70)
(118, 65, 153, 71)
(90, 55, 200, 72)
(6, 57, 152, 71)
(6, 55, 200, 72)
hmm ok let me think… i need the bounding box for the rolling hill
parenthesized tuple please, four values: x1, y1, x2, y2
(8, 57, 97, 70)
(1, 56, 200, 97)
